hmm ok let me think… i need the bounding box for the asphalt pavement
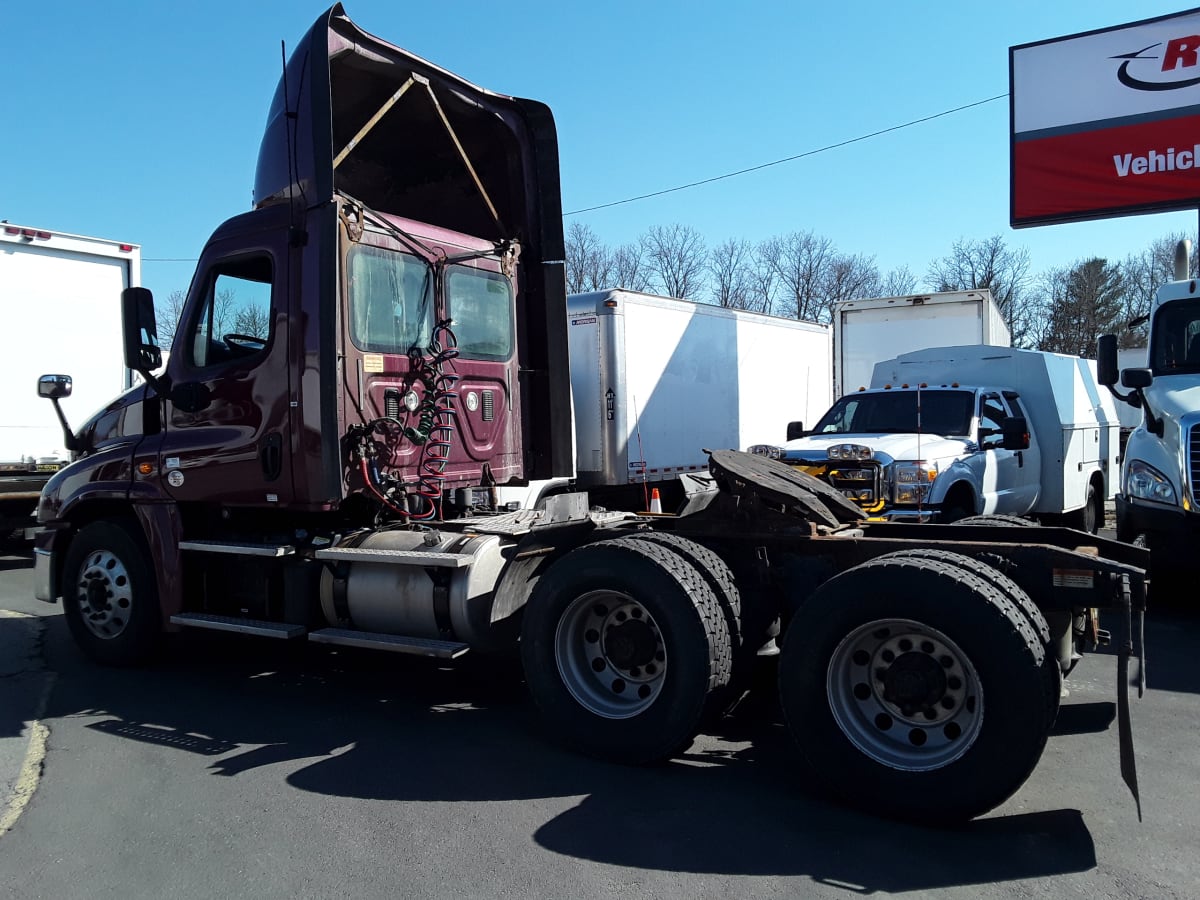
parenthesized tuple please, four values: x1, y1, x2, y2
(0, 544, 1197, 899)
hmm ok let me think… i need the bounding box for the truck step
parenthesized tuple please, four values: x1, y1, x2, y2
(307, 628, 469, 658)
(313, 547, 473, 567)
(179, 540, 295, 557)
(170, 613, 306, 639)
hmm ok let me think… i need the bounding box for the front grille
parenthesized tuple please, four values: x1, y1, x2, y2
(1190, 424, 1200, 506)
(824, 462, 883, 507)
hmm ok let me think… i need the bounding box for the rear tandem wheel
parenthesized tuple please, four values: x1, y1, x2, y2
(519, 536, 733, 765)
(778, 554, 1051, 824)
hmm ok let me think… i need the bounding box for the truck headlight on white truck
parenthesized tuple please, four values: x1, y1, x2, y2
(747, 444, 784, 459)
(827, 444, 873, 461)
(1125, 459, 1176, 505)
(894, 462, 938, 504)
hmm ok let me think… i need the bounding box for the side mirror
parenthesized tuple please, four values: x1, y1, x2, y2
(1096, 334, 1119, 386)
(122, 287, 162, 373)
(1001, 416, 1030, 451)
(37, 374, 72, 400)
(786, 421, 807, 441)
(1122, 368, 1153, 389)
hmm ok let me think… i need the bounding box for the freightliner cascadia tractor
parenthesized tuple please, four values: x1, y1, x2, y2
(32, 5, 1148, 824)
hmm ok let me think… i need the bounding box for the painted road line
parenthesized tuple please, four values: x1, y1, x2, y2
(0, 610, 54, 838)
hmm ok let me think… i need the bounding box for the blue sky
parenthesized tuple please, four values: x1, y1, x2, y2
(2, 1, 1196, 303)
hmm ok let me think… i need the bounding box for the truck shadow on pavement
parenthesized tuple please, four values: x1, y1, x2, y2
(36, 619, 1104, 891)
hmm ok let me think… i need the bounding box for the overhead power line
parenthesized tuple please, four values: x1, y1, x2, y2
(142, 92, 1007, 265)
(563, 93, 1008, 217)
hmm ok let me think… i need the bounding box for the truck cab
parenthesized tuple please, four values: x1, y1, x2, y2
(755, 384, 1039, 522)
(1099, 242, 1200, 577)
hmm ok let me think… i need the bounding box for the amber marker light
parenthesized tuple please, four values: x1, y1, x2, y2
(138, 462, 154, 475)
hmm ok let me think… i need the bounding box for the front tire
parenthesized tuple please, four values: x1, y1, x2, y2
(520, 537, 732, 765)
(1065, 480, 1103, 534)
(779, 555, 1050, 824)
(61, 520, 161, 666)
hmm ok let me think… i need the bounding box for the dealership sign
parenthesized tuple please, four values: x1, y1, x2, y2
(1011, 8, 1200, 227)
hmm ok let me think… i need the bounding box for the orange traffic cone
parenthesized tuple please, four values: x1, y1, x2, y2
(649, 488, 663, 514)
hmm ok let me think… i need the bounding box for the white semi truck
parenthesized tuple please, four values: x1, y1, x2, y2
(0, 224, 138, 535)
(832, 290, 1010, 399)
(1099, 240, 1200, 586)
(755, 346, 1119, 531)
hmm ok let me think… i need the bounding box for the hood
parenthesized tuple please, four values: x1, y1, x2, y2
(74, 384, 150, 455)
(1144, 378, 1200, 426)
(782, 432, 971, 465)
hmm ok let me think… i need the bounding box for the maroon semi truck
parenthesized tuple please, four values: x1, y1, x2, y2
(32, 5, 1149, 824)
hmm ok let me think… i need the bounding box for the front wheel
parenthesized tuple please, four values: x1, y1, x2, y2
(61, 520, 161, 666)
(1065, 481, 1103, 534)
(779, 555, 1050, 824)
(520, 537, 732, 765)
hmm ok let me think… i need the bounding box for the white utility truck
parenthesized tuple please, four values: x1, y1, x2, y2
(1098, 240, 1200, 584)
(833, 290, 1010, 399)
(511, 290, 832, 511)
(0, 224, 137, 534)
(754, 345, 1118, 531)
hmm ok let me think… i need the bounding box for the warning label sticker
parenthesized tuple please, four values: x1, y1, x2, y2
(1052, 569, 1094, 589)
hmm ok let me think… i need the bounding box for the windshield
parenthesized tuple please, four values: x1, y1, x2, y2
(811, 390, 974, 436)
(1150, 297, 1200, 376)
(446, 265, 514, 360)
(347, 244, 433, 354)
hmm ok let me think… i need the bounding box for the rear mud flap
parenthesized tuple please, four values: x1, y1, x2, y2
(1117, 574, 1143, 821)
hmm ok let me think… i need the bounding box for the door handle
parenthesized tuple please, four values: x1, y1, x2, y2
(260, 432, 283, 481)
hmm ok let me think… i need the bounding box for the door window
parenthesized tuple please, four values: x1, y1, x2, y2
(187, 256, 274, 369)
(978, 394, 1007, 449)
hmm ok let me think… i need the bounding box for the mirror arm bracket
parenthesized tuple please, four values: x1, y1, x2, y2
(49, 398, 79, 453)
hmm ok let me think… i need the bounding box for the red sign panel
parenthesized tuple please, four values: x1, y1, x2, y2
(1011, 9, 1200, 227)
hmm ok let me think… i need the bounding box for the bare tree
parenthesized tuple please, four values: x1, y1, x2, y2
(156, 289, 189, 346)
(641, 224, 707, 299)
(880, 265, 918, 296)
(1119, 232, 1197, 348)
(823, 253, 881, 317)
(564, 222, 613, 293)
(926, 234, 1032, 344)
(762, 231, 836, 322)
(611, 242, 653, 292)
(745, 241, 780, 315)
(213, 288, 238, 339)
(708, 238, 754, 309)
(234, 304, 271, 339)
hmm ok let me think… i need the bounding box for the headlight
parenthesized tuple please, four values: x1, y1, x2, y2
(893, 462, 938, 505)
(1125, 460, 1176, 505)
(747, 444, 783, 459)
(827, 443, 872, 461)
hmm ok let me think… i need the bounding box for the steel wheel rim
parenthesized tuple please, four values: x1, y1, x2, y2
(73, 549, 134, 640)
(827, 618, 984, 771)
(554, 589, 666, 719)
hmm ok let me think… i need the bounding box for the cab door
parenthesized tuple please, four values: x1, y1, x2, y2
(977, 392, 1039, 514)
(156, 232, 293, 508)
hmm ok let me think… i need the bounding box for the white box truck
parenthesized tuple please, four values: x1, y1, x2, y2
(757, 345, 1118, 531)
(0, 223, 137, 534)
(560, 290, 830, 508)
(833, 290, 1011, 398)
